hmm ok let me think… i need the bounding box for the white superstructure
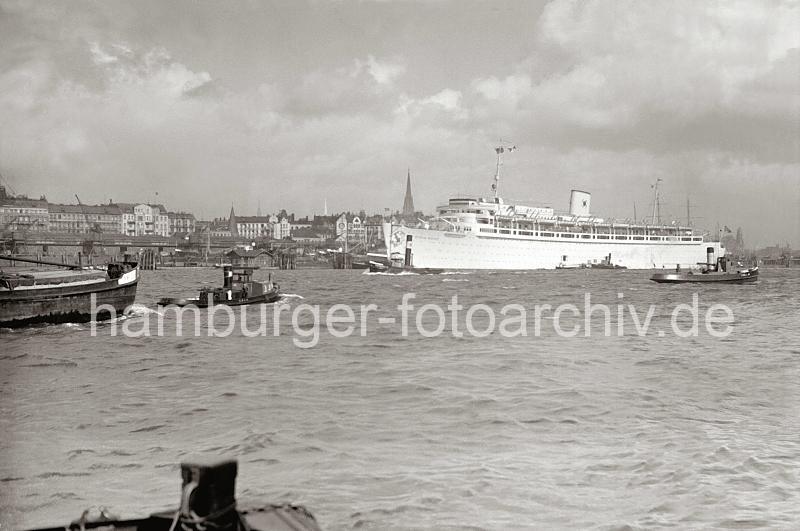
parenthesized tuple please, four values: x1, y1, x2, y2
(383, 146, 723, 270)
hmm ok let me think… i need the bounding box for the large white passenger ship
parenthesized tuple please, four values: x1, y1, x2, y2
(383, 146, 723, 270)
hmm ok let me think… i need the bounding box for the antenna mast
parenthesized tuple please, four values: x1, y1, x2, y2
(686, 196, 692, 227)
(492, 140, 516, 202)
(651, 179, 662, 225)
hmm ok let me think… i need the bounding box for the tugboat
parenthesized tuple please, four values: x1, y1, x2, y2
(589, 253, 627, 269)
(25, 458, 321, 531)
(651, 247, 758, 284)
(368, 252, 443, 274)
(158, 265, 280, 307)
(0, 255, 139, 328)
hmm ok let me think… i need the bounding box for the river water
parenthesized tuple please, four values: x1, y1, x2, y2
(1, 267, 799, 530)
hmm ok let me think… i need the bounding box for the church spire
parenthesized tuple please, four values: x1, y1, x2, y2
(228, 204, 237, 235)
(402, 168, 415, 219)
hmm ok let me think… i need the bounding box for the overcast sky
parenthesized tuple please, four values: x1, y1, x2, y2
(1, 0, 798, 246)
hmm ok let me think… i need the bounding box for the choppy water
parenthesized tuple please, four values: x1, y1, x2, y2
(1, 267, 799, 530)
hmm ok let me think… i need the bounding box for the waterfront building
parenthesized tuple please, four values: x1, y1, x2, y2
(48, 203, 122, 234)
(117, 203, 135, 235)
(117, 203, 170, 237)
(291, 226, 326, 243)
(168, 211, 196, 235)
(335, 213, 365, 242)
(271, 215, 291, 239)
(209, 220, 233, 238)
(290, 217, 312, 232)
(0, 188, 49, 232)
(227, 205, 291, 240)
(235, 215, 272, 240)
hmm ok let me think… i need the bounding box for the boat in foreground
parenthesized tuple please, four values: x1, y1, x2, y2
(25, 458, 321, 531)
(0, 256, 139, 328)
(651, 247, 758, 284)
(158, 265, 280, 308)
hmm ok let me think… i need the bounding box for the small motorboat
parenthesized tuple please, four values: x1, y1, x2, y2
(651, 247, 758, 284)
(25, 458, 321, 531)
(158, 265, 280, 307)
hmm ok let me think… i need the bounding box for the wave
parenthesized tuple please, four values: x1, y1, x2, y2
(361, 270, 420, 276)
(126, 304, 162, 317)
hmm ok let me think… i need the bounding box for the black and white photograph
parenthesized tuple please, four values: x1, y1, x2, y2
(1, 1, 798, 529)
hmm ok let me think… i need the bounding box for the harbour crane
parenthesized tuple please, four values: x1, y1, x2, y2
(75, 194, 103, 257)
(75, 194, 103, 235)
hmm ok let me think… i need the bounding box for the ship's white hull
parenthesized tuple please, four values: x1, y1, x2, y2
(385, 224, 723, 270)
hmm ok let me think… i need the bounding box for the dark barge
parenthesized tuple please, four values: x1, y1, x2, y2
(25, 458, 321, 531)
(0, 256, 139, 328)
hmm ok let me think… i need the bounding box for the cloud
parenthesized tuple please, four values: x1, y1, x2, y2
(282, 55, 407, 116)
(362, 55, 406, 86)
(464, 0, 799, 162)
(89, 41, 118, 64)
(395, 88, 467, 122)
(473, 73, 532, 106)
(422, 88, 462, 112)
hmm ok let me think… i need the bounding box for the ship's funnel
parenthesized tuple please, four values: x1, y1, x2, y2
(569, 190, 591, 217)
(706, 247, 715, 271)
(223, 265, 233, 289)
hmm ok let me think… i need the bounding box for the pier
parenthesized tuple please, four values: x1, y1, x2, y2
(0, 231, 332, 270)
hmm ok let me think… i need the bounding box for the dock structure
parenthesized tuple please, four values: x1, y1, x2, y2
(331, 251, 353, 269)
(1, 232, 339, 270)
(139, 249, 159, 270)
(263, 244, 297, 269)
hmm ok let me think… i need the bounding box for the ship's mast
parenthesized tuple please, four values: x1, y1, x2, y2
(651, 178, 662, 225)
(686, 196, 692, 227)
(492, 141, 516, 202)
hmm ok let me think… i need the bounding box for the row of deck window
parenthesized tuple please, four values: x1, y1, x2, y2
(478, 227, 701, 241)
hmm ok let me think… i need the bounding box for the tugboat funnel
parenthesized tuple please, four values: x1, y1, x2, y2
(706, 247, 715, 271)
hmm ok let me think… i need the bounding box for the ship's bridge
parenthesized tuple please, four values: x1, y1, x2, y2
(434, 197, 496, 232)
(435, 197, 556, 232)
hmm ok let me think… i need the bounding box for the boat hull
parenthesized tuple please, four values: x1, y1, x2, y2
(368, 262, 442, 274)
(158, 290, 281, 308)
(385, 223, 724, 270)
(650, 267, 758, 283)
(0, 270, 139, 328)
